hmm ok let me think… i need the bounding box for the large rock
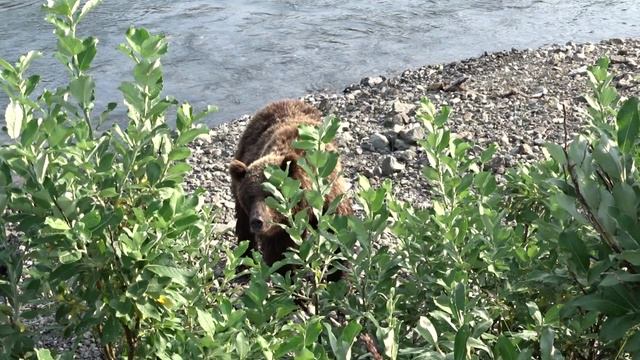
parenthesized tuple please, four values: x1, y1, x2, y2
(380, 155, 405, 176)
(398, 124, 425, 144)
(361, 76, 385, 87)
(368, 132, 390, 153)
(392, 99, 416, 115)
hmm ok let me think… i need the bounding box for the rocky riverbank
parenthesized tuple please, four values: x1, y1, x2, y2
(29, 37, 640, 358)
(187, 37, 640, 227)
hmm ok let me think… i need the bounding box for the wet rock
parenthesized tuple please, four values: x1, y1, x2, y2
(361, 76, 385, 87)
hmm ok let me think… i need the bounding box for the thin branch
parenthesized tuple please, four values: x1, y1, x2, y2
(359, 332, 383, 360)
(562, 105, 621, 253)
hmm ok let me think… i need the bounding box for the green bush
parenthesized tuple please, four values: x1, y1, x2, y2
(1, 1, 639, 359)
(0, 0, 217, 358)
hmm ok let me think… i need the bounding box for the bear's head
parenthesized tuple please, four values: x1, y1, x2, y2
(229, 154, 299, 236)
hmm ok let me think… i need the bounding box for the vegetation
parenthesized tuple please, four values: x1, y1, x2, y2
(1, 1, 639, 359)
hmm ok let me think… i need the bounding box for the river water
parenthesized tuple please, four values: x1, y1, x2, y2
(0, 0, 639, 129)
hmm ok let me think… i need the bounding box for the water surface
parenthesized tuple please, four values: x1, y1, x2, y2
(0, 0, 638, 130)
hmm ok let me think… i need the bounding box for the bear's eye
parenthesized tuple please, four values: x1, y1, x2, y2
(240, 190, 260, 211)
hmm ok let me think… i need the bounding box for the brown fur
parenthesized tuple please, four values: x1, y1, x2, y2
(229, 99, 352, 279)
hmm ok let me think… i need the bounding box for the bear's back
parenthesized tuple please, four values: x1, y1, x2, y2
(235, 100, 322, 165)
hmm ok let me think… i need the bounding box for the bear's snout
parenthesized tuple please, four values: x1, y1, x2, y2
(250, 217, 264, 233)
(249, 201, 271, 234)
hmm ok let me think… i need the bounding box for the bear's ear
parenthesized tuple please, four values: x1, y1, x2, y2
(280, 153, 299, 176)
(229, 160, 248, 181)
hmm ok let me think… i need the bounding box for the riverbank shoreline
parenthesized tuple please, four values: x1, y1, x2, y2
(30, 37, 640, 357)
(187, 37, 640, 225)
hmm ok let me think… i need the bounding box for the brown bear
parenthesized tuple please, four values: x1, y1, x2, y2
(229, 99, 352, 280)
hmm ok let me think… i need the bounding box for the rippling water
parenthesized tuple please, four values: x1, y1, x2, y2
(0, 0, 638, 130)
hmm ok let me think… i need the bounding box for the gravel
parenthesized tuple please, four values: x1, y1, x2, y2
(17, 37, 640, 358)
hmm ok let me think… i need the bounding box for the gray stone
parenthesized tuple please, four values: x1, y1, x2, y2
(396, 113, 411, 125)
(393, 138, 412, 151)
(398, 124, 425, 144)
(369, 132, 390, 152)
(380, 155, 405, 176)
(517, 143, 534, 155)
(487, 156, 507, 175)
(396, 149, 417, 162)
(500, 134, 510, 146)
(361, 76, 384, 87)
(383, 113, 410, 127)
(392, 99, 416, 114)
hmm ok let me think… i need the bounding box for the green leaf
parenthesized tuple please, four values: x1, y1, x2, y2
(173, 214, 199, 229)
(612, 183, 637, 219)
(480, 144, 497, 163)
(59, 250, 82, 264)
(600, 272, 640, 287)
(526, 302, 543, 326)
(25, 74, 41, 95)
(196, 309, 216, 336)
(600, 315, 640, 342)
(616, 97, 640, 153)
(35, 153, 49, 184)
(146, 160, 163, 185)
(544, 143, 566, 165)
(77, 37, 98, 71)
(625, 330, 640, 352)
(35, 349, 55, 360)
(236, 332, 249, 359)
(321, 116, 340, 143)
(621, 250, 640, 266)
(319, 152, 338, 178)
(324, 321, 363, 360)
(540, 327, 564, 360)
(97, 153, 115, 172)
(176, 127, 209, 145)
(558, 231, 590, 275)
(454, 325, 470, 360)
(454, 282, 466, 314)
(119, 81, 143, 112)
(69, 75, 95, 107)
(50, 263, 82, 282)
(5, 100, 24, 140)
(101, 315, 121, 344)
(168, 147, 191, 161)
(45, 217, 70, 231)
(99, 187, 118, 198)
(304, 320, 324, 347)
(145, 265, 193, 286)
(0, 57, 14, 72)
(495, 336, 518, 360)
(295, 348, 315, 360)
(18, 50, 42, 70)
(58, 36, 85, 56)
(417, 316, 438, 349)
(79, 0, 102, 20)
